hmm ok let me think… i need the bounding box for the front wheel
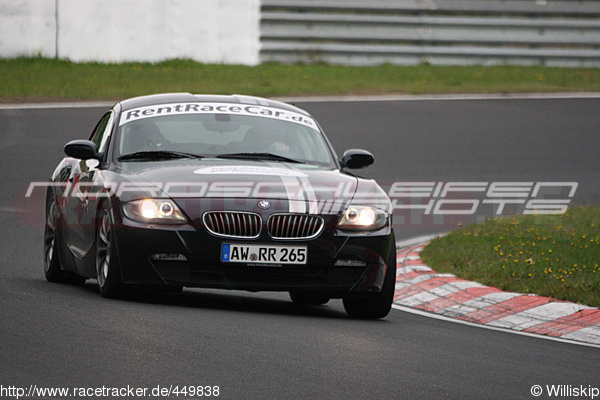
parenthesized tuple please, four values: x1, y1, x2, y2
(343, 236, 397, 319)
(96, 206, 125, 298)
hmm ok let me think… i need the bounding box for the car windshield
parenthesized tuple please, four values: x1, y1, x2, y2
(115, 103, 336, 168)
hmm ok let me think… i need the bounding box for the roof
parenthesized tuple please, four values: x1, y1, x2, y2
(117, 93, 311, 116)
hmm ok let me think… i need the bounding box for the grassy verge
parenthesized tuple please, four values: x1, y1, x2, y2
(420, 207, 600, 308)
(1, 57, 600, 102)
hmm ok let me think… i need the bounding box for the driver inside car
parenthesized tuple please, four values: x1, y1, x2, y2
(121, 120, 171, 154)
(244, 127, 293, 155)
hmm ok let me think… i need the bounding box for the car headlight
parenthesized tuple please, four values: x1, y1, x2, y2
(337, 206, 388, 231)
(122, 199, 186, 224)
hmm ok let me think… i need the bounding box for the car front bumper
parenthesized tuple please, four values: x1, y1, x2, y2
(113, 214, 395, 295)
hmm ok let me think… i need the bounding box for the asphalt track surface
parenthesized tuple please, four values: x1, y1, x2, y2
(1, 97, 599, 399)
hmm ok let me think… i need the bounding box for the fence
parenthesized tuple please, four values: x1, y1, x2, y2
(260, 0, 600, 67)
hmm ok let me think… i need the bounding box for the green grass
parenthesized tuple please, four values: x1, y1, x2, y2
(420, 207, 600, 307)
(1, 57, 600, 102)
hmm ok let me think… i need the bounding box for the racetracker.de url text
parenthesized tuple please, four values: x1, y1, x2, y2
(0, 385, 220, 399)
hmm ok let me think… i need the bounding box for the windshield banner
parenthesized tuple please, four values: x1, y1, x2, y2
(119, 102, 317, 129)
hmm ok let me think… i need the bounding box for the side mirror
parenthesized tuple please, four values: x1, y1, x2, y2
(340, 149, 374, 169)
(64, 140, 99, 160)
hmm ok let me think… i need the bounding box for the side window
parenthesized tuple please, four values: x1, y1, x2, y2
(89, 112, 114, 153)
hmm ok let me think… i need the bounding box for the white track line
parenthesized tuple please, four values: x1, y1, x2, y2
(276, 92, 600, 103)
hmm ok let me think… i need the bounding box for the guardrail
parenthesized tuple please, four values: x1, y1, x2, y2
(260, 0, 600, 67)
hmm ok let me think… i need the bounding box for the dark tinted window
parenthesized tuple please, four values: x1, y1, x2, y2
(89, 112, 114, 152)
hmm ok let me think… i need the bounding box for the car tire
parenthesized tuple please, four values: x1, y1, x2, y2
(289, 291, 330, 306)
(96, 205, 125, 298)
(44, 195, 86, 285)
(343, 235, 397, 319)
(44, 197, 65, 282)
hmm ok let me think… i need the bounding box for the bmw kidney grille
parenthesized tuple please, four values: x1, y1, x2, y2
(268, 214, 324, 239)
(202, 212, 324, 239)
(203, 211, 262, 239)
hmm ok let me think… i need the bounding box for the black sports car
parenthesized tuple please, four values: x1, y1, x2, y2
(44, 93, 396, 318)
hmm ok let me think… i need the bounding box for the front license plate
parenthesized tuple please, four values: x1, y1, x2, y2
(221, 244, 307, 265)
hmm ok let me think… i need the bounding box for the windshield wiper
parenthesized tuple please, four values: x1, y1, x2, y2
(118, 151, 204, 162)
(216, 152, 303, 164)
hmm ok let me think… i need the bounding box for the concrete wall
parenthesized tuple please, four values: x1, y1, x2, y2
(0, 0, 56, 58)
(0, 0, 260, 65)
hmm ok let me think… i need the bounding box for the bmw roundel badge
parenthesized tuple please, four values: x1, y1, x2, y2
(258, 200, 271, 210)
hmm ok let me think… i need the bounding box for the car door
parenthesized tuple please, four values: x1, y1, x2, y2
(62, 111, 115, 262)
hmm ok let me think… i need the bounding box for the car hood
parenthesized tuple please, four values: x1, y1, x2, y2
(115, 159, 391, 215)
